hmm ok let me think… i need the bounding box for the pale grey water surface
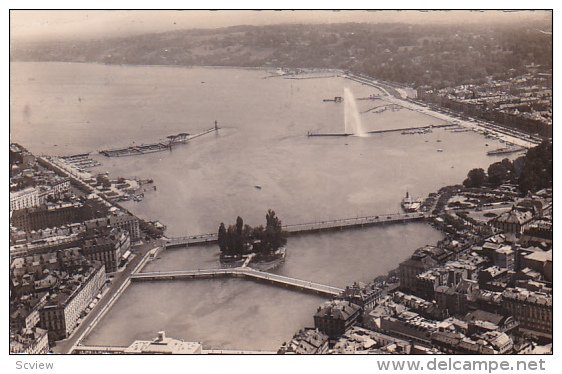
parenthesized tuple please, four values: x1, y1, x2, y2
(11, 62, 508, 350)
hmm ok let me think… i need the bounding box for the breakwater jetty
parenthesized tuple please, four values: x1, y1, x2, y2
(100, 124, 218, 157)
(307, 123, 453, 137)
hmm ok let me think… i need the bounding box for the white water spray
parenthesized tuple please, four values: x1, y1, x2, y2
(343, 87, 366, 137)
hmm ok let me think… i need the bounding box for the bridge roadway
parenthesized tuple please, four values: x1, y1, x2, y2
(165, 211, 430, 248)
(130, 267, 344, 298)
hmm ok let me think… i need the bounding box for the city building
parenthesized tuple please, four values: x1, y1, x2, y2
(431, 330, 513, 354)
(9, 328, 49, 354)
(478, 266, 511, 291)
(10, 233, 82, 259)
(124, 331, 202, 354)
(398, 246, 445, 292)
(378, 310, 438, 346)
(493, 246, 515, 270)
(278, 328, 329, 354)
(519, 250, 552, 282)
(10, 202, 91, 232)
(73, 331, 202, 354)
(330, 326, 412, 354)
(464, 309, 519, 335)
(10, 292, 48, 331)
(314, 300, 361, 339)
(434, 279, 478, 316)
(471, 289, 503, 314)
(86, 210, 140, 241)
(10, 187, 40, 211)
(39, 259, 105, 341)
(520, 219, 553, 249)
(82, 228, 130, 273)
(393, 291, 448, 320)
(338, 281, 382, 312)
(40, 177, 71, 201)
(501, 287, 552, 338)
(11, 248, 106, 341)
(417, 71, 552, 137)
(490, 208, 534, 239)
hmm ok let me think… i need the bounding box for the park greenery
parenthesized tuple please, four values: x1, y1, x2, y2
(463, 141, 552, 194)
(217, 209, 287, 259)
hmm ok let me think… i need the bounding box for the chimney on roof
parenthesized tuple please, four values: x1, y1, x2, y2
(157, 331, 166, 342)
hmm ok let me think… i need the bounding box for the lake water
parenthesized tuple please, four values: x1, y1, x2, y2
(11, 62, 508, 350)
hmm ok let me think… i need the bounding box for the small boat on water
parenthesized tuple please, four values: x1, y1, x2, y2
(487, 146, 524, 156)
(401, 192, 422, 212)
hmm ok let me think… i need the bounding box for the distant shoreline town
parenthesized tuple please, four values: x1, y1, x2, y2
(12, 21, 552, 138)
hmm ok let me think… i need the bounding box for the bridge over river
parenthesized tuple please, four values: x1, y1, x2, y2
(165, 211, 431, 248)
(130, 267, 344, 298)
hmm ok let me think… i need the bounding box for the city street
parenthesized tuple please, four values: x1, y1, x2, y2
(52, 239, 163, 353)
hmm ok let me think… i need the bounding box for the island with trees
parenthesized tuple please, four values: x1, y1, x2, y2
(217, 209, 288, 270)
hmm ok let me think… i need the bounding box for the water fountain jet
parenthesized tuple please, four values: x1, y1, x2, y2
(344, 87, 367, 137)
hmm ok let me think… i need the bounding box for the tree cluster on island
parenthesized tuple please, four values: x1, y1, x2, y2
(463, 141, 552, 194)
(217, 209, 288, 260)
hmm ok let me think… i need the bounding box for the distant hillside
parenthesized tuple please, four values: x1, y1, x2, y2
(11, 22, 552, 88)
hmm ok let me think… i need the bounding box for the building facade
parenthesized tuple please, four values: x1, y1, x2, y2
(86, 212, 140, 241)
(314, 300, 361, 339)
(491, 208, 534, 238)
(10, 187, 40, 211)
(39, 262, 105, 341)
(82, 228, 130, 273)
(10, 202, 90, 232)
(10, 328, 49, 354)
(501, 287, 552, 337)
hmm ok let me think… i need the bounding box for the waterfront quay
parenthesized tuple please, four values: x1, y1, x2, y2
(344, 72, 540, 149)
(52, 241, 162, 354)
(11, 145, 166, 354)
(165, 211, 430, 248)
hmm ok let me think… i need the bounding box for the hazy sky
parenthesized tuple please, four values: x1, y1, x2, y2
(11, 10, 552, 42)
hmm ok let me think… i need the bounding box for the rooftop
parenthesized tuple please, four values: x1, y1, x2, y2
(315, 300, 360, 320)
(123, 332, 201, 354)
(501, 287, 552, 306)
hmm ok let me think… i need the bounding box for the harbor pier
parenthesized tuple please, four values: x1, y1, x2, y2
(100, 125, 219, 157)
